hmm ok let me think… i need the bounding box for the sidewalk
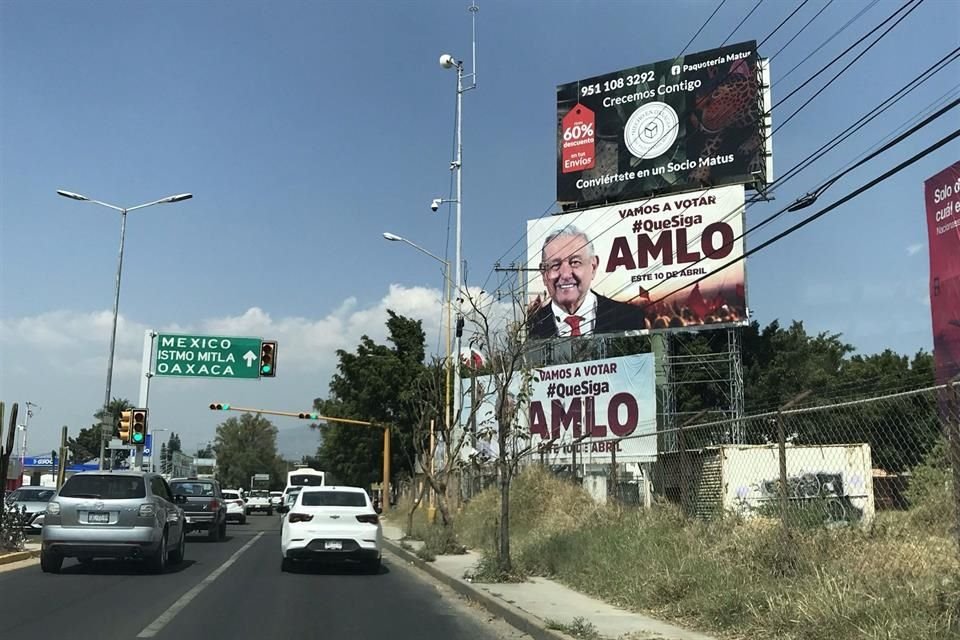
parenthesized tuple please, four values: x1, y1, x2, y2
(380, 520, 716, 640)
(0, 540, 41, 568)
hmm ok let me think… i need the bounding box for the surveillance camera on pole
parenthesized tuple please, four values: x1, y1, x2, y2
(430, 198, 443, 212)
(439, 53, 457, 69)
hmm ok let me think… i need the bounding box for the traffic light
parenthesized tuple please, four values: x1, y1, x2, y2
(209, 403, 231, 411)
(118, 410, 133, 443)
(131, 409, 148, 446)
(260, 340, 277, 377)
(298, 412, 319, 420)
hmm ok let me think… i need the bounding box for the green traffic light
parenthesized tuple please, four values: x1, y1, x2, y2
(132, 433, 144, 444)
(261, 364, 272, 374)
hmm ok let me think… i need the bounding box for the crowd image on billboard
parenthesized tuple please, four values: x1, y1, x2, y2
(527, 186, 748, 340)
(557, 41, 766, 209)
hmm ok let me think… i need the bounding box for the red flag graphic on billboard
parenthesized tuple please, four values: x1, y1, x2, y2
(925, 161, 960, 385)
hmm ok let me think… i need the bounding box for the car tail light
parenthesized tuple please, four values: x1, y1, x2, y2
(208, 500, 220, 511)
(139, 504, 155, 517)
(234, 500, 244, 507)
(288, 512, 313, 523)
(46, 502, 60, 515)
(356, 514, 379, 525)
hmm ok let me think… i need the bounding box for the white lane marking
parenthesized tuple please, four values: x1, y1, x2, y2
(137, 532, 264, 638)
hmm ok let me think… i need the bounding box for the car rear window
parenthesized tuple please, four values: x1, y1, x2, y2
(13, 488, 56, 501)
(170, 482, 216, 497)
(301, 491, 367, 507)
(223, 492, 240, 500)
(59, 475, 146, 499)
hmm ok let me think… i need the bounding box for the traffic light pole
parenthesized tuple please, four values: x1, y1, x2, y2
(135, 330, 156, 471)
(210, 403, 392, 512)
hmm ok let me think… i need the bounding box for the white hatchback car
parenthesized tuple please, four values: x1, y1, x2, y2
(222, 490, 247, 525)
(280, 486, 382, 573)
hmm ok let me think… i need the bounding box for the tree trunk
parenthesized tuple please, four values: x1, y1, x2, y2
(497, 459, 512, 572)
(406, 481, 427, 537)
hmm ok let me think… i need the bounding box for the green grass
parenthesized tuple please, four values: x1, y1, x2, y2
(456, 465, 960, 640)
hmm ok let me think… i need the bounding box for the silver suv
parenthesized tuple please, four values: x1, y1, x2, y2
(41, 471, 186, 574)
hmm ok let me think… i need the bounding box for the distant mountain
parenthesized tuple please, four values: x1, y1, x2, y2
(277, 426, 322, 460)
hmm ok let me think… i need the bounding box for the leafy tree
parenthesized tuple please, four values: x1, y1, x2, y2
(313, 311, 427, 488)
(213, 413, 281, 489)
(68, 398, 133, 465)
(195, 444, 214, 458)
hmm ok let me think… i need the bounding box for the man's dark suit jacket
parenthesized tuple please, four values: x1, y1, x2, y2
(527, 292, 646, 338)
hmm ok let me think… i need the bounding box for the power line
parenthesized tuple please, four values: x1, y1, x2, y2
(721, 0, 765, 47)
(774, 0, 926, 132)
(758, 0, 811, 48)
(770, 0, 836, 61)
(681, 0, 728, 54)
(775, 0, 920, 104)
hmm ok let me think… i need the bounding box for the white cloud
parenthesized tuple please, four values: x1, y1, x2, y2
(906, 243, 923, 256)
(0, 284, 448, 456)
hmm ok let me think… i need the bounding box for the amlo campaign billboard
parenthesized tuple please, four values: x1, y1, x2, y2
(557, 41, 768, 209)
(527, 185, 747, 339)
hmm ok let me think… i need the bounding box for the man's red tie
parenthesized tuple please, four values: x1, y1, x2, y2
(564, 316, 582, 336)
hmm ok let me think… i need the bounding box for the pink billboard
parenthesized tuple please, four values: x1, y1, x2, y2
(925, 161, 960, 385)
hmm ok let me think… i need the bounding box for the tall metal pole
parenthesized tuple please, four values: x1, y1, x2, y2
(453, 62, 463, 436)
(100, 208, 128, 470)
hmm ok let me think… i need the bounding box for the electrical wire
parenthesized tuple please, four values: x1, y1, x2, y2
(775, 0, 920, 103)
(774, 0, 926, 132)
(758, 0, 811, 48)
(722, 0, 765, 47)
(770, 0, 836, 61)
(775, 0, 880, 83)
(681, 0, 728, 55)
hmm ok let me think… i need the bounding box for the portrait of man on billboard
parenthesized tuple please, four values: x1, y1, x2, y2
(528, 225, 645, 338)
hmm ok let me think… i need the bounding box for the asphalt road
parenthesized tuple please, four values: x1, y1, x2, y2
(0, 515, 530, 640)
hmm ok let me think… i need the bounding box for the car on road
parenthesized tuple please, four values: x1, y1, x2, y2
(4, 486, 56, 533)
(280, 485, 382, 574)
(169, 478, 228, 541)
(40, 471, 186, 574)
(222, 490, 247, 524)
(269, 491, 283, 509)
(245, 490, 273, 516)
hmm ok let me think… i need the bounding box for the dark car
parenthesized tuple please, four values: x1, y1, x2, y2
(168, 478, 228, 541)
(40, 471, 186, 574)
(5, 486, 57, 533)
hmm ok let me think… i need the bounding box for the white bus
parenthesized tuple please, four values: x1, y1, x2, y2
(284, 468, 325, 500)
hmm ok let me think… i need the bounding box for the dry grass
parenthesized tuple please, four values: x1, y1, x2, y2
(456, 465, 960, 640)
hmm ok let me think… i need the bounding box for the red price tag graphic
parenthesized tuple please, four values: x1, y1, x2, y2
(561, 104, 596, 174)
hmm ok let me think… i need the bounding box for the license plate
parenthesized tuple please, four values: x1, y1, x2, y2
(324, 540, 342, 550)
(87, 512, 110, 523)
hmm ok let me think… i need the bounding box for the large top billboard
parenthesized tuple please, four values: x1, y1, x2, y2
(527, 185, 746, 339)
(925, 161, 960, 385)
(557, 41, 765, 209)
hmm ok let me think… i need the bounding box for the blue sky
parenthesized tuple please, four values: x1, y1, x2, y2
(1, 0, 957, 457)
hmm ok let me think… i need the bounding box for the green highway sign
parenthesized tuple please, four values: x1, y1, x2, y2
(155, 334, 263, 379)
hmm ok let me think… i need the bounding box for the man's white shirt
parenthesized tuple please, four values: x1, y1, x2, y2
(551, 290, 597, 337)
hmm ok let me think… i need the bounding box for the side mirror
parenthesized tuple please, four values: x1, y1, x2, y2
(278, 505, 289, 514)
(374, 505, 382, 515)
(174, 494, 187, 504)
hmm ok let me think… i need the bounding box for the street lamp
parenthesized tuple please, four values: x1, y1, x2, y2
(383, 231, 453, 519)
(57, 189, 192, 469)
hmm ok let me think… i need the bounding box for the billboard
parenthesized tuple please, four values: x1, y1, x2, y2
(557, 41, 766, 209)
(527, 185, 746, 339)
(925, 161, 960, 385)
(530, 354, 656, 464)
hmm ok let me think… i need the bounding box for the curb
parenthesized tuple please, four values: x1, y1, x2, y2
(382, 538, 576, 640)
(0, 549, 40, 566)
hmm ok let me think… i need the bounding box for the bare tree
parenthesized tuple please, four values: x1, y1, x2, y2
(462, 289, 535, 573)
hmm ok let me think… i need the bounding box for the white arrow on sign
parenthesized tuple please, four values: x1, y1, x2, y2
(243, 350, 258, 367)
